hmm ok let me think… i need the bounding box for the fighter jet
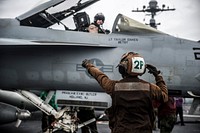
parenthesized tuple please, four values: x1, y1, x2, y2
(0, 0, 199, 132)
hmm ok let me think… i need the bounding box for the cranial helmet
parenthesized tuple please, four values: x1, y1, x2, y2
(94, 13, 105, 22)
(118, 52, 146, 76)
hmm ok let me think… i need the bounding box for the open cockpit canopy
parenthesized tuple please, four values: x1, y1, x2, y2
(112, 14, 164, 35)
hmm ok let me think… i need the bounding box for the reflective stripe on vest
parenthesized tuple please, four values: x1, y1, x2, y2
(114, 82, 150, 91)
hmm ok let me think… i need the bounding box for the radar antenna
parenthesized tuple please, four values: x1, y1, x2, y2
(132, 0, 175, 28)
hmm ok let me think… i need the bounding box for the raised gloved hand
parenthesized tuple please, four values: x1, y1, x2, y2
(82, 59, 91, 68)
(146, 64, 160, 76)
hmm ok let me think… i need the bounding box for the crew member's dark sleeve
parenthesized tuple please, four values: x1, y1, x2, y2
(86, 65, 116, 94)
(150, 75, 168, 103)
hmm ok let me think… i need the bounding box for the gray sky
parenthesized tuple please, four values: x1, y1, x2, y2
(0, 0, 199, 41)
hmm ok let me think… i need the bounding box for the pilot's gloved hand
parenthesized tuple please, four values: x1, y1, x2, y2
(105, 29, 110, 34)
(82, 59, 92, 68)
(146, 64, 160, 77)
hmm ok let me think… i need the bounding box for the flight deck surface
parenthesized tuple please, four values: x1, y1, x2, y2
(0, 111, 199, 133)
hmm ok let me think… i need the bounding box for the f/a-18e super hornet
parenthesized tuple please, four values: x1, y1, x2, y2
(0, 0, 199, 132)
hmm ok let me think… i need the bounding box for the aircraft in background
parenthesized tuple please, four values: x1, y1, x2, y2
(0, 0, 199, 132)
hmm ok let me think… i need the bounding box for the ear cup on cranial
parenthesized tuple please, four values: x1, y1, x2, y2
(118, 64, 126, 75)
(118, 59, 128, 75)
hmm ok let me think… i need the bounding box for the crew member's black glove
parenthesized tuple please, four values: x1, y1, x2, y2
(82, 59, 91, 68)
(105, 29, 110, 34)
(146, 64, 160, 76)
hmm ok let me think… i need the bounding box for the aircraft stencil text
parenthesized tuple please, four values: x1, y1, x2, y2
(108, 37, 138, 44)
(193, 48, 200, 60)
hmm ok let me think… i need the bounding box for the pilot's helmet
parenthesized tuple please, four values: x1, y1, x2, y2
(118, 52, 146, 77)
(94, 13, 105, 22)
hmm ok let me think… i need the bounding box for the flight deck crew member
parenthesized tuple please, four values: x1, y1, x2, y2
(91, 13, 110, 34)
(156, 96, 177, 133)
(77, 107, 98, 133)
(40, 91, 58, 133)
(82, 52, 168, 133)
(175, 97, 185, 126)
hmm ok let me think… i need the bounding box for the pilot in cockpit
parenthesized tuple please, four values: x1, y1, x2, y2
(90, 13, 110, 34)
